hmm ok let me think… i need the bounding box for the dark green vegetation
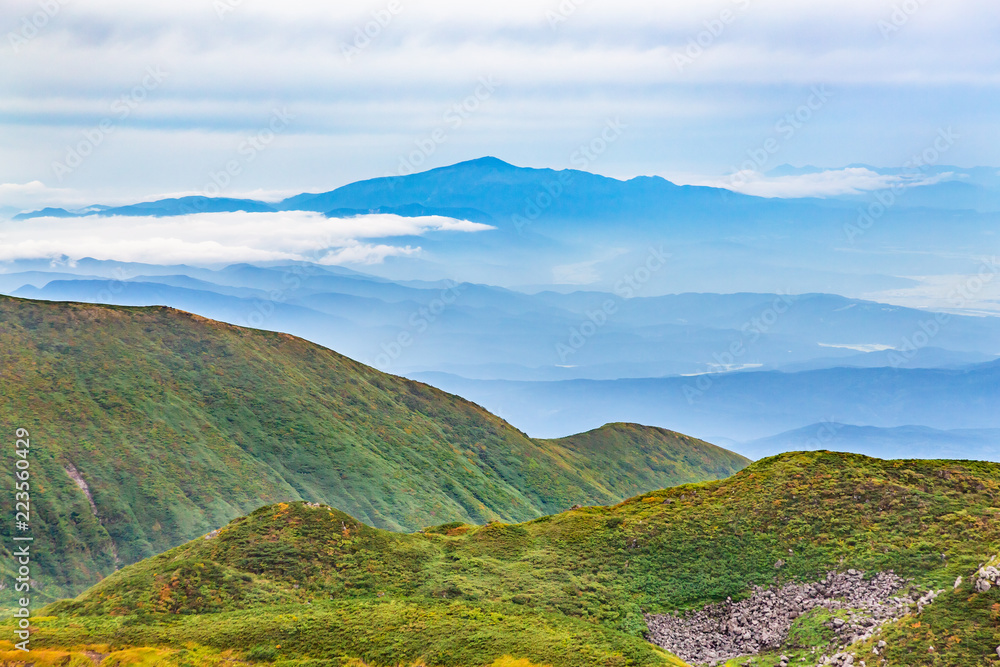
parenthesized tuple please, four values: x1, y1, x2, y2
(26, 451, 1000, 666)
(0, 295, 748, 604)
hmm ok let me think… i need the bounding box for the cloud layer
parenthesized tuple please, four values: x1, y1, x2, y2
(0, 0, 996, 200)
(691, 167, 949, 198)
(0, 212, 492, 265)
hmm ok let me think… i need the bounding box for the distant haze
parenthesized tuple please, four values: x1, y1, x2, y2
(1, 1, 998, 205)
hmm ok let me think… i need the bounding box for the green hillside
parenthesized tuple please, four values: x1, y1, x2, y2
(26, 451, 1000, 666)
(536, 423, 746, 500)
(0, 295, 748, 604)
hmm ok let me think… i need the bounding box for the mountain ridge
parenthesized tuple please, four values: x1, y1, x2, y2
(9, 157, 770, 224)
(0, 294, 748, 605)
(28, 450, 1000, 666)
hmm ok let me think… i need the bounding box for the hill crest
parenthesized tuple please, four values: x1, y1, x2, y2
(0, 294, 748, 605)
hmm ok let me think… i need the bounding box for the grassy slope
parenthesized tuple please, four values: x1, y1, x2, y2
(852, 578, 1000, 667)
(34, 452, 1000, 666)
(535, 423, 748, 502)
(0, 295, 749, 603)
(18, 601, 687, 667)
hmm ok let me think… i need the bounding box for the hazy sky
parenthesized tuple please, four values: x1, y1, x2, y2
(1, 0, 998, 208)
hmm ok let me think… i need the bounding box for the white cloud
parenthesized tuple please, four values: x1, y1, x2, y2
(319, 243, 419, 265)
(863, 270, 1000, 317)
(552, 260, 602, 285)
(0, 211, 492, 265)
(0, 181, 82, 210)
(551, 248, 630, 285)
(1, 0, 997, 194)
(688, 168, 949, 199)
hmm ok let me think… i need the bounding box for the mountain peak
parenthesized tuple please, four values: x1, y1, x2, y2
(447, 156, 520, 170)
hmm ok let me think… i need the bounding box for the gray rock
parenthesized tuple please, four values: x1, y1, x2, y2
(645, 570, 917, 665)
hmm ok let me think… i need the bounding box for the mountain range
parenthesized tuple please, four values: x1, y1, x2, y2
(8, 157, 1000, 300)
(0, 295, 747, 605)
(3, 157, 998, 467)
(739, 423, 1000, 462)
(413, 360, 1000, 446)
(8, 263, 998, 380)
(15, 160, 1000, 223)
(3, 258, 998, 456)
(3, 149, 1000, 664)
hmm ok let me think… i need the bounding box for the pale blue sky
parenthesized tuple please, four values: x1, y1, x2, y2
(1, 0, 997, 208)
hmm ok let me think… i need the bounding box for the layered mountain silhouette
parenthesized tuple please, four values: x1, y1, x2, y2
(0, 294, 747, 604)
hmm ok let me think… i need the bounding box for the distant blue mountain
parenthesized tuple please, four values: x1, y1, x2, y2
(6, 257, 999, 460)
(12, 207, 78, 220)
(409, 360, 1000, 442)
(15, 159, 999, 227)
(14, 196, 275, 220)
(105, 196, 276, 216)
(278, 156, 780, 231)
(5, 260, 999, 384)
(0, 270, 106, 293)
(8, 157, 1000, 305)
(13, 156, 776, 234)
(739, 422, 1000, 462)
